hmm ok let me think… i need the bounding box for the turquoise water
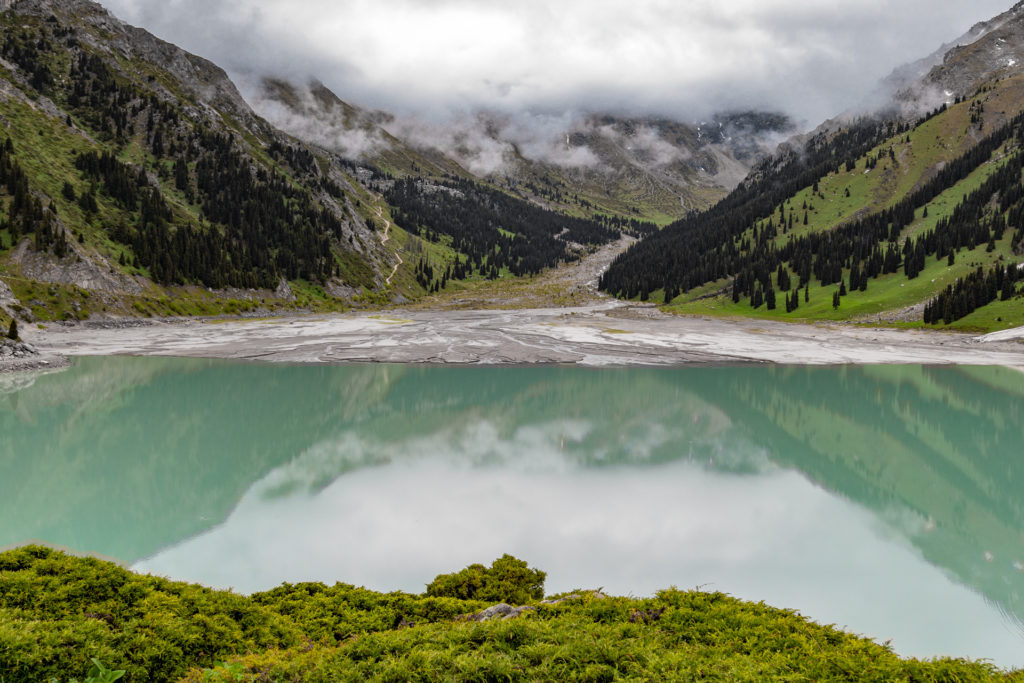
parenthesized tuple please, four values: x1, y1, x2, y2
(1, 358, 1023, 667)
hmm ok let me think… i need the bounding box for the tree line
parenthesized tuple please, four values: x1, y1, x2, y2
(600, 115, 909, 299)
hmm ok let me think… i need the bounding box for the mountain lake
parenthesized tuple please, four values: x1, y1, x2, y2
(1, 357, 1022, 668)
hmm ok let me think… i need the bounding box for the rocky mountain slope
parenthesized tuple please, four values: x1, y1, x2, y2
(0, 0, 427, 328)
(886, 1, 1024, 114)
(6, 0, 1021, 331)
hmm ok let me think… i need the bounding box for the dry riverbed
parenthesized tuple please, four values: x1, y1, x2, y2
(9, 238, 1024, 369)
(23, 303, 1024, 368)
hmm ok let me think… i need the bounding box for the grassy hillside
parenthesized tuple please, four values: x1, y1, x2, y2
(0, 546, 1018, 682)
(603, 76, 1024, 332)
(0, 0, 438, 328)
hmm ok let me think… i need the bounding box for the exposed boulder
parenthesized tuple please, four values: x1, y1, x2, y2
(459, 591, 608, 623)
(459, 603, 536, 622)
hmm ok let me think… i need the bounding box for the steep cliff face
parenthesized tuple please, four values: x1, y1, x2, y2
(0, 0, 398, 324)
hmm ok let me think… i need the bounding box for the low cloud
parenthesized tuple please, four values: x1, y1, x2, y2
(243, 69, 795, 180)
(101, 0, 1013, 131)
(247, 84, 391, 159)
(385, 113, 516, 176)
(384, 112, 700, 176)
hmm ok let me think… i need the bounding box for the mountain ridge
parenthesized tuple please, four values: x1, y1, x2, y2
(251, 77, 795, 226)
(1, 0, 661, 326)
(1, 0, 406, 319)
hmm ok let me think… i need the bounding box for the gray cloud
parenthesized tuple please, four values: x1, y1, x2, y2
(240, 77, 393, 159)
(101, 0, 1015, 129)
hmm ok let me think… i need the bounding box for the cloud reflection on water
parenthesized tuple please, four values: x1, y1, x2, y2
(136, 419, 1024, 667)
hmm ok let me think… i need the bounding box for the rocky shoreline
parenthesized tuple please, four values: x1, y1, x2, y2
(0, 338, 70, 374)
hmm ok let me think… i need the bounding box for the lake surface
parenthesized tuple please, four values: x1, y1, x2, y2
(2, 358, 1023, 668)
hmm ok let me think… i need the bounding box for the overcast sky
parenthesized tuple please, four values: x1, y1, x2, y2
(101, 0, 1014, 128)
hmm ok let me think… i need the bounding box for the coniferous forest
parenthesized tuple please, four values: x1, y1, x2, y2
(0, 4, 636, 308)
(600, 101, 1024, 324)
(4, 0, 1024, 680)
(385, 177, 622, 281)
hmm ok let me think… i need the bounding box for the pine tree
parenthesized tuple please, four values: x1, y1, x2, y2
(6, 319, 17, 341)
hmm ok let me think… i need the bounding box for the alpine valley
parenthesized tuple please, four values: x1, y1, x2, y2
(0, 0, 795, 330)
(5, 2, 1024, 681)
(2, 0, 1023, 332)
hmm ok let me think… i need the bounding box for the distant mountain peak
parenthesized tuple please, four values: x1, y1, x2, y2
(881, 2, 1024, 115)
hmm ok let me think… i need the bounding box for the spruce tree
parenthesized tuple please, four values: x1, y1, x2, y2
(6, 319, 17, 341)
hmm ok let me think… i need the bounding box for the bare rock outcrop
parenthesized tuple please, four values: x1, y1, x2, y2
(459, 603, 536, 622)
(274, 278, 296, 302)
(8, 239, 143, 294)
(0, 277, 18, 315)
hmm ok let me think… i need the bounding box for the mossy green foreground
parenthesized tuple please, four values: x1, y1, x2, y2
(0, 546, 1020, 682)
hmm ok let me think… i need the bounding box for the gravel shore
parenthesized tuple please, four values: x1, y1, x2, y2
(24, 304, 1024, 368)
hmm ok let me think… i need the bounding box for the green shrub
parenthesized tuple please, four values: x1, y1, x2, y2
(425, 554, 546, 605)
(191, 592, 1016, 683)
(251, 582, 486, 644)
(2, 547, 1019, 682)
(0, 546, 300, 682)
